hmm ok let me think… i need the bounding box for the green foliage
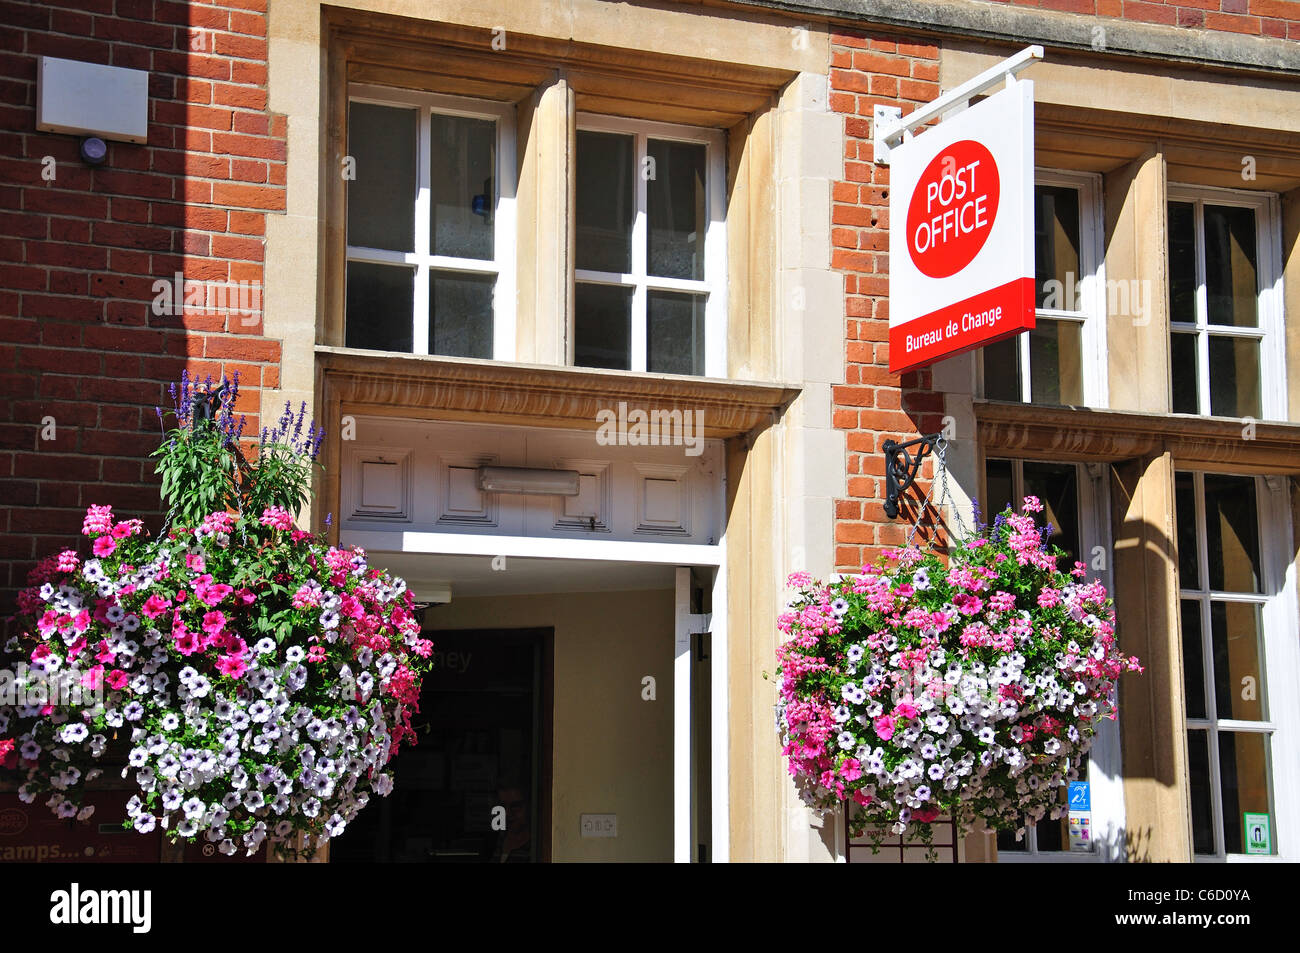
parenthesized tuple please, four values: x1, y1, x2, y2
(151, 371, 324, 531)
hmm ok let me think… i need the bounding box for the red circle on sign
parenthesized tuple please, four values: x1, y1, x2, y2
(906, 140, 1000, 279)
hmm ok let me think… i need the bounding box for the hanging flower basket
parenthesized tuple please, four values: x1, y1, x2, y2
(774, 497, 1143, 851)
(0, 373, 433, 858)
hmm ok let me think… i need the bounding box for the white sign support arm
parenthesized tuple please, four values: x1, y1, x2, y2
(874, 45, 1043, 165)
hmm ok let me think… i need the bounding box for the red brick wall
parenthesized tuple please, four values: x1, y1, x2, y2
(827, 4, 1296, 575)
(0, 0, 286, 609)
(998, 0, 1300, 39)
(829, 31, 949, 573)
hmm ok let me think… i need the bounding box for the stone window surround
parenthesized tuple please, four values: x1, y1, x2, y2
(318, 9, 808, 378)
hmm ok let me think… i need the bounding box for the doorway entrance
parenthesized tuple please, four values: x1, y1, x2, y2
(331, 628, 553, 862)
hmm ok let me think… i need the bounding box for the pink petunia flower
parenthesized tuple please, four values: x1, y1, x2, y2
(141, 594, 171, 619)
(214, 654, 247, 679)
(951, 592, 984, 616)
(201, 610, 226, 638)
(92, 536, 117, 558)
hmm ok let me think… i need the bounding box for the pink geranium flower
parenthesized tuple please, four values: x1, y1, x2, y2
(81, 504, 114, 536)
(260, 506, 294, 531)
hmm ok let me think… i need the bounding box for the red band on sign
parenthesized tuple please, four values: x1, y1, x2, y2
(888, 276, 1035, 375)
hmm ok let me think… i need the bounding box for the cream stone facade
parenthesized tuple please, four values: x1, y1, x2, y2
(264, 0, 846, 862)
(255, 0, 1300, 862)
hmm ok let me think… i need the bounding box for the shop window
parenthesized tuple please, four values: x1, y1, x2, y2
(984, 457, 1124, 861)
(344, 88, 516, 359)
(574, 115, 726, 377)
(981, 171, 1105, 407)
(1176, 472, 1285, 859)
(1166, 187, 1283, 420)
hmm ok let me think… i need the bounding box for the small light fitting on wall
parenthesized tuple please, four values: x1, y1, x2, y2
(79, 136, 108, 166)
(476, 465, 581, 497)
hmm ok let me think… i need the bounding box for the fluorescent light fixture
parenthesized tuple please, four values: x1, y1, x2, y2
(476, 466, 581, 497)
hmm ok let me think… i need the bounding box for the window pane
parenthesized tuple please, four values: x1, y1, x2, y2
(347, 102, 417, 253)
(984, 458, 1014, 523)
(1170, 331, 1199, 414)
(1181, 600, 1206, 720)
(575, 283, 632, 370)
(647, 291, 705, 376)
(1208, 335, 1261, 419)
(1204, 474, 1260, 593)
(1187, 729, 1215, 855)
(345, 261, 414, 353)
(1168, 201, 1196, 324)
(576, 131, 633, 274)
(1035, 185, 1081, 310)
(1204, 205, 1258, 329)
(1175, 472, 1200, 588)
(995, 829, 1025, 853)
(1210, 601, 1266, 722)
(1218, 731, 1272, 855)
(647, 139, 707, 280)
(1029, 319, 1082, 405)
(1036, 794, 1066, 852)
(1022, 462, 1079, 565)
(430, 113, 496, 261)
(982, 336, 1021, 401)
(429, 273, 494, 359)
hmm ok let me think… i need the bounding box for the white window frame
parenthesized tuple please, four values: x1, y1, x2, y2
(985, 458, 1127, 862)
(1179, 471, 1300, 862)
(345, 85, 517, 361)
(574, 113, 726, 378)
(1166, 184, 1285, 422)
(978, 169, 1107, 408)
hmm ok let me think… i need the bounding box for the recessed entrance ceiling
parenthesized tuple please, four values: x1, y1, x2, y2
(370, 551, 677, 600)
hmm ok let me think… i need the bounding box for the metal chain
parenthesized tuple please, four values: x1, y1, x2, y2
(903, 437, 970, 549)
